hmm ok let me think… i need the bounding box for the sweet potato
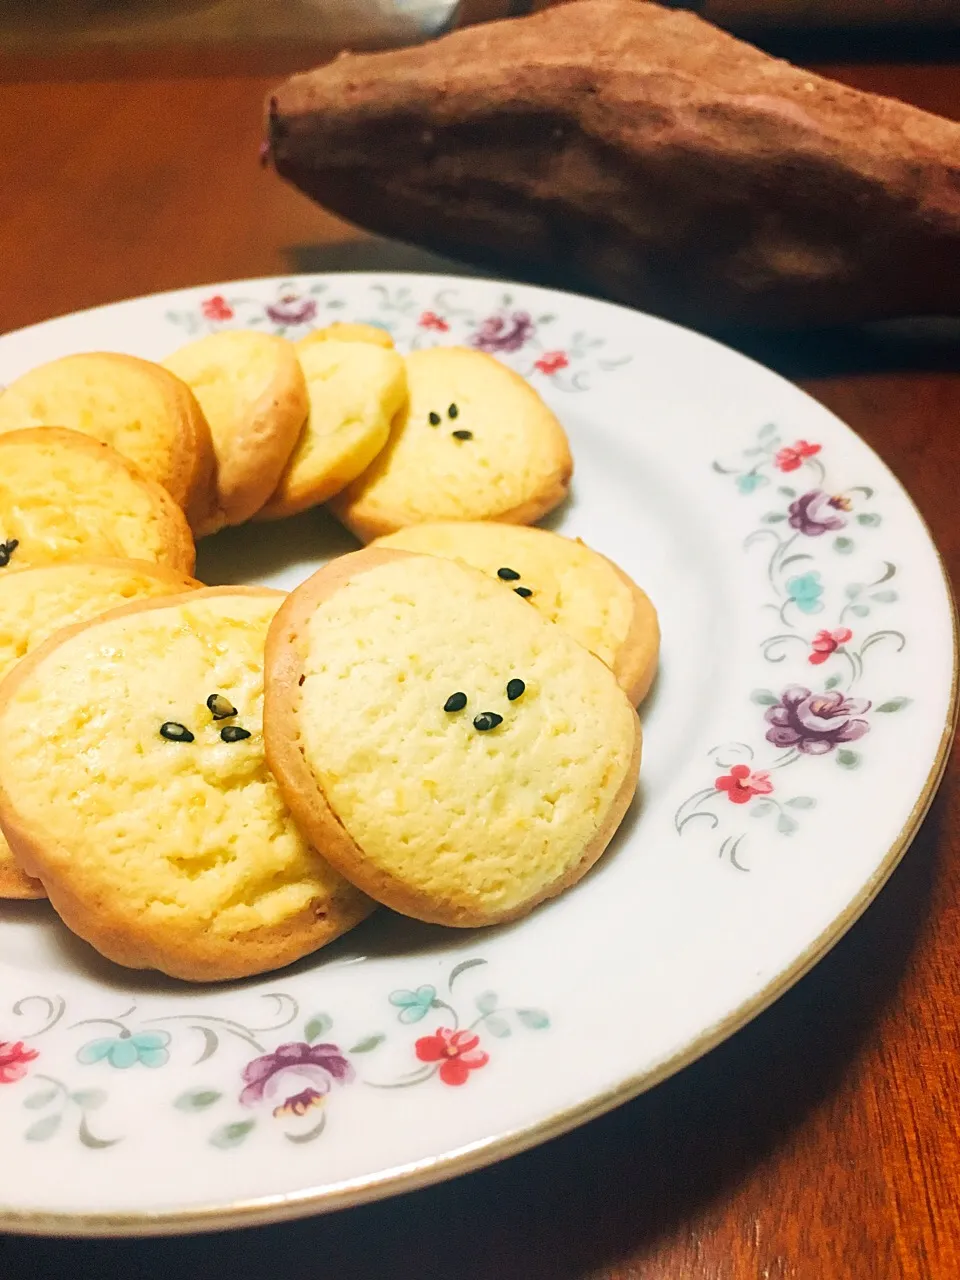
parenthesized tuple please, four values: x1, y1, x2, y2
(267, 0, 960, 327)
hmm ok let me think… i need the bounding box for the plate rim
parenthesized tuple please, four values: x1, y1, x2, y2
(1, 271, 956, 1237)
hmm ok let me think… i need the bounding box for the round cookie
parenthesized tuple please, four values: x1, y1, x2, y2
(0, 559, 201, 900)
(256, 340, 407, 521)
(329, 347, 573, 541)
(374, 522, 660, 704)
(0, 352, 215, 530)
(0, 587, 373, 981)
(163, 330, 308, 533)
(298, 322, 395, 350)
(0, 427, 196, 575)
(264, 548, 640, 927)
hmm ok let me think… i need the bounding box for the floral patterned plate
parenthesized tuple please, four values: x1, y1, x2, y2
(0, 273, 955, 1237)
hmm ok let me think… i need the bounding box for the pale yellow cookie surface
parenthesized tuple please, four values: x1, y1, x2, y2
(329, 347, 573, 542)
(0, 588, 373, 980)
(0, 428, 196, 575)
(256, 339, 407, 521)
(374, 522, 660, 704)
(264, 549, 640, 927)
(298, 322, 394, 349)
(0, 352, 215, 529)
(0, 559, 201, 900)
(163, 330, 308, 533)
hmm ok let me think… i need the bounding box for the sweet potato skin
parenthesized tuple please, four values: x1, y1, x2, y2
(267, 0, 960, 327)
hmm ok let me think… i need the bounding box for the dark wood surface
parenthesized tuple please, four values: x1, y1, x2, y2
(2, 55, 959, 1280)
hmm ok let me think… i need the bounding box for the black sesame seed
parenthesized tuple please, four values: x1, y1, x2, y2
(506, 678, 526, 701)
(206, 693, 237, 720)
(497, 567, 520, 581)
(444, 691, 467, 713)
(451, 429, 473, 441)
(473, 712, 503, 732)
(0, 539, 19, 568)
(448, 403, 459, 419)
(220, 725, 252, 743)
(160, 722, 194, 743)
(428, 411, 441, 426)
(514, 586, 533, 598)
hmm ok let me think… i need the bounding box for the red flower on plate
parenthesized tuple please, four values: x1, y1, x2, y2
(418, 310, 450, 332)
(775, 440, 821, 472)
(415, 1027, 489, 1086)
(715, 764, 774, 806)
(201, 294, 234, 323)
(809, 627, 853, 665)
(0, 1040, 38, 1085)
(535, 350, 569, 376)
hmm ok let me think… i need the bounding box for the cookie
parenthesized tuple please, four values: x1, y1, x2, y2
(0, 587, 373, 980)
(264, 548, 640, 927)
(298, 322, 395, 350)
(329, 347, 573, 541)
(163, 330, 308, 533)
(0, 559, 201, 900)
(0, 352, 215, 530)
(256, 339, 407, 521)
(0, 427, 196, 575)
(374, 522, 660, 704)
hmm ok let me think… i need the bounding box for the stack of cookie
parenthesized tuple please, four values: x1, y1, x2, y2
(0, 323, 658, 982)
(0, 324, 575, 540)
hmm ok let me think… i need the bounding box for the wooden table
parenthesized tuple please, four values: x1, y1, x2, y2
(2, 49, 959, 1280)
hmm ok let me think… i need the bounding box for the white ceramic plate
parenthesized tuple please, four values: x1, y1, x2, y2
(0, 273, 955, 1237)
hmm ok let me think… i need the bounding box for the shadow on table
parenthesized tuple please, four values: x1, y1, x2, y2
(289, 236, 960, 383)
(4, 787, 944, 1280)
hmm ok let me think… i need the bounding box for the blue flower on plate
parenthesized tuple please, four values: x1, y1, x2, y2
(737, 472, 765, 495)
(388, 985, 437, 1024)
(76, 1030, 171, 1069)
(786, 571, 824, 615)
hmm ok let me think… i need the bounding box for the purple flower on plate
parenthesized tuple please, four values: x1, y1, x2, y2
(787, 489, 850, 537)
(240, 1041, 352, 1118)
(266, 293, 318, 327)
(765, 686, 871, 755)
(471, 310, 535, 353)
